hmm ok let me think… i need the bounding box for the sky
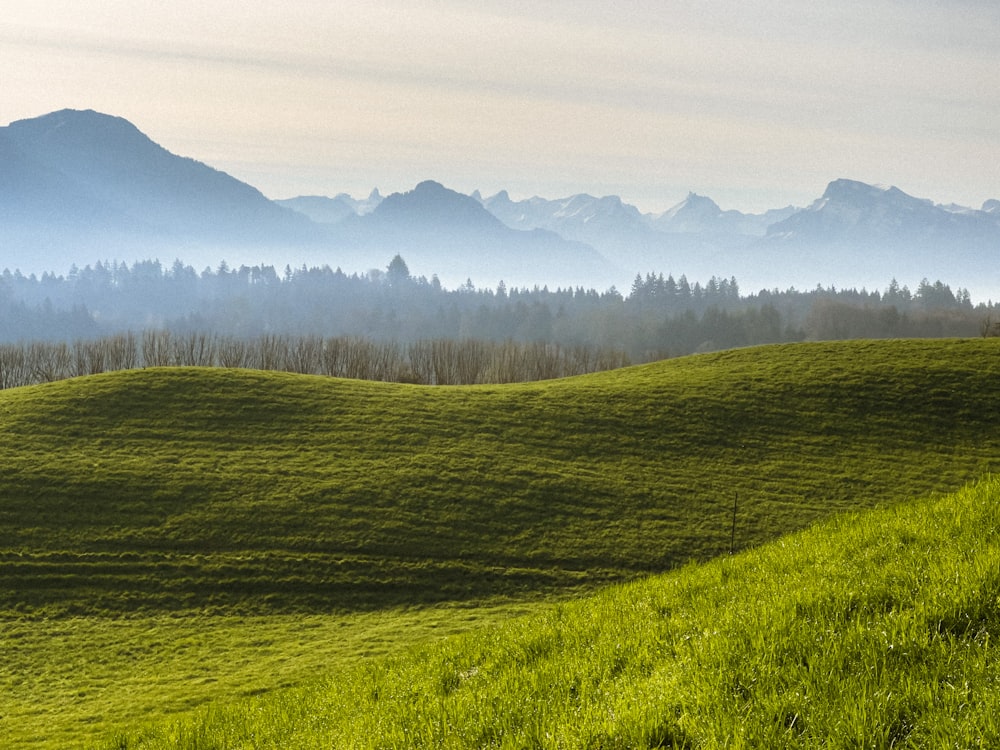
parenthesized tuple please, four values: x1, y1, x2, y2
(2, 0, 999, 213)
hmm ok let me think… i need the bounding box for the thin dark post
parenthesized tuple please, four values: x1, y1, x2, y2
(730, 491, 738, 555)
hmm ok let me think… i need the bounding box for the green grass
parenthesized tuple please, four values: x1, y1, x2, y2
(2, 338, 1000, 746)
(1, 602, 543, 750)
(106, 475, 1000, 748)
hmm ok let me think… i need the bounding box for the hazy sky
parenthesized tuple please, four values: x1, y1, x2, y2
(3, 1, 998, 212)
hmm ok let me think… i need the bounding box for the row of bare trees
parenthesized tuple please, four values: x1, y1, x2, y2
(0, 334, 140, 389)
(0, 332, 631, 390)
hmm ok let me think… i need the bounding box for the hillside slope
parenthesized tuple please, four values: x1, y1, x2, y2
(113, 476, 1000, 748)
(2, 339, 999, 618)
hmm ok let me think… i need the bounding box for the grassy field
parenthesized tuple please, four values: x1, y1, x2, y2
(109, 475, 1000, 748)
(2, 338, 999, 746)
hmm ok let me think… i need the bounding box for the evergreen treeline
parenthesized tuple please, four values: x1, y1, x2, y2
(1, 255, 996, 371)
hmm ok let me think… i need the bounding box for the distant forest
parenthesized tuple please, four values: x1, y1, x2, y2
(1, 254, 998, 387)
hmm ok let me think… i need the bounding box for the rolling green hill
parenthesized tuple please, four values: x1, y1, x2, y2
(2, 338, 1000, 747)
(4, 338, 999, 617)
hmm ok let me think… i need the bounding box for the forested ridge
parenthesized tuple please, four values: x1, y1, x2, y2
(2, 254, 996, 375)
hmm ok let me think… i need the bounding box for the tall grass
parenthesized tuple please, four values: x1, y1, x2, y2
(109, 476, 1000, 748)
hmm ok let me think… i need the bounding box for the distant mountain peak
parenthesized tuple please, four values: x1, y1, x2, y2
(686, 191, 714, 203)
(652, 192, 735, 234)
(278, 187, 383, 222)
(412, 179, 447, 194)
(276, 194, 356, 224)
(820, 178, 883, 201)
(11, 107, 122, 127)
(766, 177, 1000, 251)
(808, 179, 941, 218)
(820, 178, 919, 204)
(5, 110, 172, 178)
(8, 108, 149, 145)
(371, 180, 504, 229)
(663, 192, 722, 219)
(0, 107, 316, 259)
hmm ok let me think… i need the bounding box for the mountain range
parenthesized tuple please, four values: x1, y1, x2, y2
(2, 109, 999, 297)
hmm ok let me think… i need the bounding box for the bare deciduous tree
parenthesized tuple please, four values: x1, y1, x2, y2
(107, 333, 138, 371)
(256, 334, 288, 371)
(218, 337, 251, 368)
(142, 330, 172, 367)
(286, 336, 323, 374)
